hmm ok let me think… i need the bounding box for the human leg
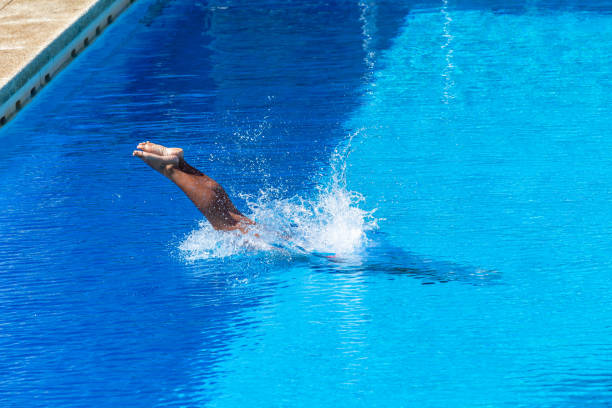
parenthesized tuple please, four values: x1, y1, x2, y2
(133, 142, 254, 232)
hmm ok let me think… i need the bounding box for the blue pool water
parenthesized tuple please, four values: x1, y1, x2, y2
(2, 0, 612, 406)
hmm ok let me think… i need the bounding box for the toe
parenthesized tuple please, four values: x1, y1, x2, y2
(137, 141, 165, 155)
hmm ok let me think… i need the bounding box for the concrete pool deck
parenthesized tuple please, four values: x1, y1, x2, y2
(0, 0, 135, 126)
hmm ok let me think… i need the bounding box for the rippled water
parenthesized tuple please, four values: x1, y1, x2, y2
(1, 0, 612, 406)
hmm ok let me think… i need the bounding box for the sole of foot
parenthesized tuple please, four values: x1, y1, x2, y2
(137, 141, 183, 159)
(133, 149, 179, 174)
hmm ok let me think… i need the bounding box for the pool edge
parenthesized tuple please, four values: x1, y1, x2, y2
(0, 0, 137, 128)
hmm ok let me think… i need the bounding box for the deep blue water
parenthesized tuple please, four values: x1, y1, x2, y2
(2, 0, 612, 406)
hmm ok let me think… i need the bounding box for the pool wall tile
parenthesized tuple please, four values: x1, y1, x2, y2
(0, 0, 136, 127)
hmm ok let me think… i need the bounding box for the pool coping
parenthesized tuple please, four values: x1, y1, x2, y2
(0, 0, 137, 127)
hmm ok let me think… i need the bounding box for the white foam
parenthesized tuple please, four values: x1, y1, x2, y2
(179, 129, 378, 261)
(178, 221, 272, 261)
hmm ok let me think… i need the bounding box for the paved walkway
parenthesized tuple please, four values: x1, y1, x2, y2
(0, 0, 98, 89)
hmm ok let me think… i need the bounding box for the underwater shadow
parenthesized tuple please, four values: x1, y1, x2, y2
(301, 231, 501, 286)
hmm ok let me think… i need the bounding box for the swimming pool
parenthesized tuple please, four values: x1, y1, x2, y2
(1, 0, 612, 406)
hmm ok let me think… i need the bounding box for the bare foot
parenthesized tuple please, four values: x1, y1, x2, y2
(136, 141, 183, 160)
(133, 145, 180, 175)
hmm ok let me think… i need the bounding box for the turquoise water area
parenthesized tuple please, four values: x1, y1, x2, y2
(1, 1, 612, 407)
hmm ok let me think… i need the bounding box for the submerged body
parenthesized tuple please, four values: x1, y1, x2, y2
(133, 142, 254, 233)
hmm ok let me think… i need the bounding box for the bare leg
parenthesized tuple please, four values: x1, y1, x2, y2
(133, 141, 254, 233)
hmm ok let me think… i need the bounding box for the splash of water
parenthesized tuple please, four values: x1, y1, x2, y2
(179, 129, 378, 260)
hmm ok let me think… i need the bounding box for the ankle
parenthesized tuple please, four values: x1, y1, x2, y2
(162, 158, 180, 176)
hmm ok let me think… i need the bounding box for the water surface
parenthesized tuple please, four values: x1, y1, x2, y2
(1, 1, 612, 407)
